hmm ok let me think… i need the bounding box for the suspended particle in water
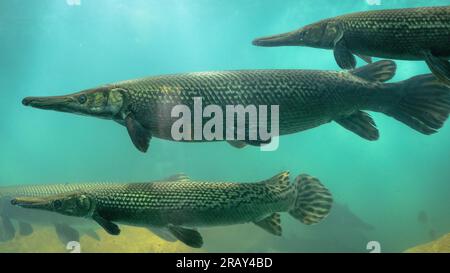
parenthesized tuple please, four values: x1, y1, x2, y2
(366, 0, 381, 6)
(66, 0, 81, 6)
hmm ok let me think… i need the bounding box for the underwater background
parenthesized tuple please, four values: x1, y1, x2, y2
(0, 0, 449, 253)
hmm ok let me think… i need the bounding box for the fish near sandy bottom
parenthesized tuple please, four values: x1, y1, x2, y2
(252, 6, 450, 85)
(0, 184, 103, 245)
(11, 172, 333, 248)
(22, 60, 450, 153)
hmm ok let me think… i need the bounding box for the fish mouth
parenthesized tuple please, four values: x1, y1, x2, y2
(22, 96, 73, 111)
(11, 197, 51, 209)
(252, 30, 300, 47)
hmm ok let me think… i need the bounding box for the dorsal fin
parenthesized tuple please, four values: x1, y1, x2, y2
(350, 60, 397, 82)
(261, 171, 290, 188)
(161, 173, 191, 182)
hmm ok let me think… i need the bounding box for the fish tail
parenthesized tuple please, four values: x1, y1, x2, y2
(289, 174, 333, 225)
(382, 74, 450, 134)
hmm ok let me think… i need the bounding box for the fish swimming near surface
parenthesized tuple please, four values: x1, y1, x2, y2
(11, 172, 333, 248)
(252, 6, 450, 85)
(22, 61, 450, 152)
(0, 184, 103, 244)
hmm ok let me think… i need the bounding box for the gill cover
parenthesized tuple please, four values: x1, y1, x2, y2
(22, 87, 127, 119)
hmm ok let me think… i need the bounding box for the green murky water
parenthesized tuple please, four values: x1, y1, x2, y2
(0, 0, 449, 252)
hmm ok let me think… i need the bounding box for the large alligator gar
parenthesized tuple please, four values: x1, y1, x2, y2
(252, 6, 450, 84)
(0, 179, 194, 244)
(11, 172, 333, 248)
(22, 61, 450, 153)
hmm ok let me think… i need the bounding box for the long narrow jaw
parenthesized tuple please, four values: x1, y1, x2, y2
(22, 95, 74, 112)
(252, 30, 300, 47)
(11, 196, 52, 210)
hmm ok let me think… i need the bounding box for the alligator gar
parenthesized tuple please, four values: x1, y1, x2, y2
(0, 184, 102, 244)
(22, 61, 450, 153)
(0, 181, 180, 245)
(252, 6, 450, 84)
(11, 172, 333, 248)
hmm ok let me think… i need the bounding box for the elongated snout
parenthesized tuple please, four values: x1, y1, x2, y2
(11, 196, 53, 209)
(252, 30, 301, 47)
(22, 95, 74, 111)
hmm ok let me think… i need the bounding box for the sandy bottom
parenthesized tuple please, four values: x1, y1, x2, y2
(404, 233, 450, 253)
(0, 225, 197, 253)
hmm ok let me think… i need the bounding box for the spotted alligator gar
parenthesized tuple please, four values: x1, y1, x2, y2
(0, 183, 103, 244)
(252, 6, 450, 84)
(11, 172, 333, 248)
(22, 61, 450, 153)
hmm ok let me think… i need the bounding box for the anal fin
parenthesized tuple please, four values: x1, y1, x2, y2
(350, 60, 397, 82)
(167, 224, 203, 248)
(424, 51, 450, 85)
(254, 213, 282, 236)
(148, 227, 178, 242)
(335, 111, 379, 141)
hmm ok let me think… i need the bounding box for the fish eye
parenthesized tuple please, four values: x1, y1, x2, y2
(53, 200, 62, 209)
(78, 94, 87, 104)
(298, 31, 307, 40)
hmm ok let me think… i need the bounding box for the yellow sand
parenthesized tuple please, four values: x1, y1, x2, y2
(0, 225, 197, 253)
(404, 233, 450, 253)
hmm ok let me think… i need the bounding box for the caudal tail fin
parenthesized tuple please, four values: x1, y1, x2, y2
(289, 174, 333, 225)
(383, 74, 450, 134)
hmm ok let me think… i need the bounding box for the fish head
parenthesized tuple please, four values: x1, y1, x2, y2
(11, 191, 95, 218)
(252, 20, 331, 48)
(22, 86, 127, 120)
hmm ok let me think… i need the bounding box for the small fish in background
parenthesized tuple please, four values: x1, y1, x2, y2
(428, 229, 437, 241)
(417, 210, 428, 225)
(416, 210, 439, 242)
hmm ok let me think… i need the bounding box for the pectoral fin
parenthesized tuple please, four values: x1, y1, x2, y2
(54, 223, 80, 245)
(254, 213, 282, 236)
(424, 51, 450, 85)
(18, 221, 33, 236)
(333, 33, 356, 70)
(335, 111, 379, 140)
(167, 225, 203, 248)
(93, 213, 120, 235)
(125, 113, 152, 153)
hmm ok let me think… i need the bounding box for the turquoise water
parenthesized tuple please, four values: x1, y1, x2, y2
(1, 0, 449, 252)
